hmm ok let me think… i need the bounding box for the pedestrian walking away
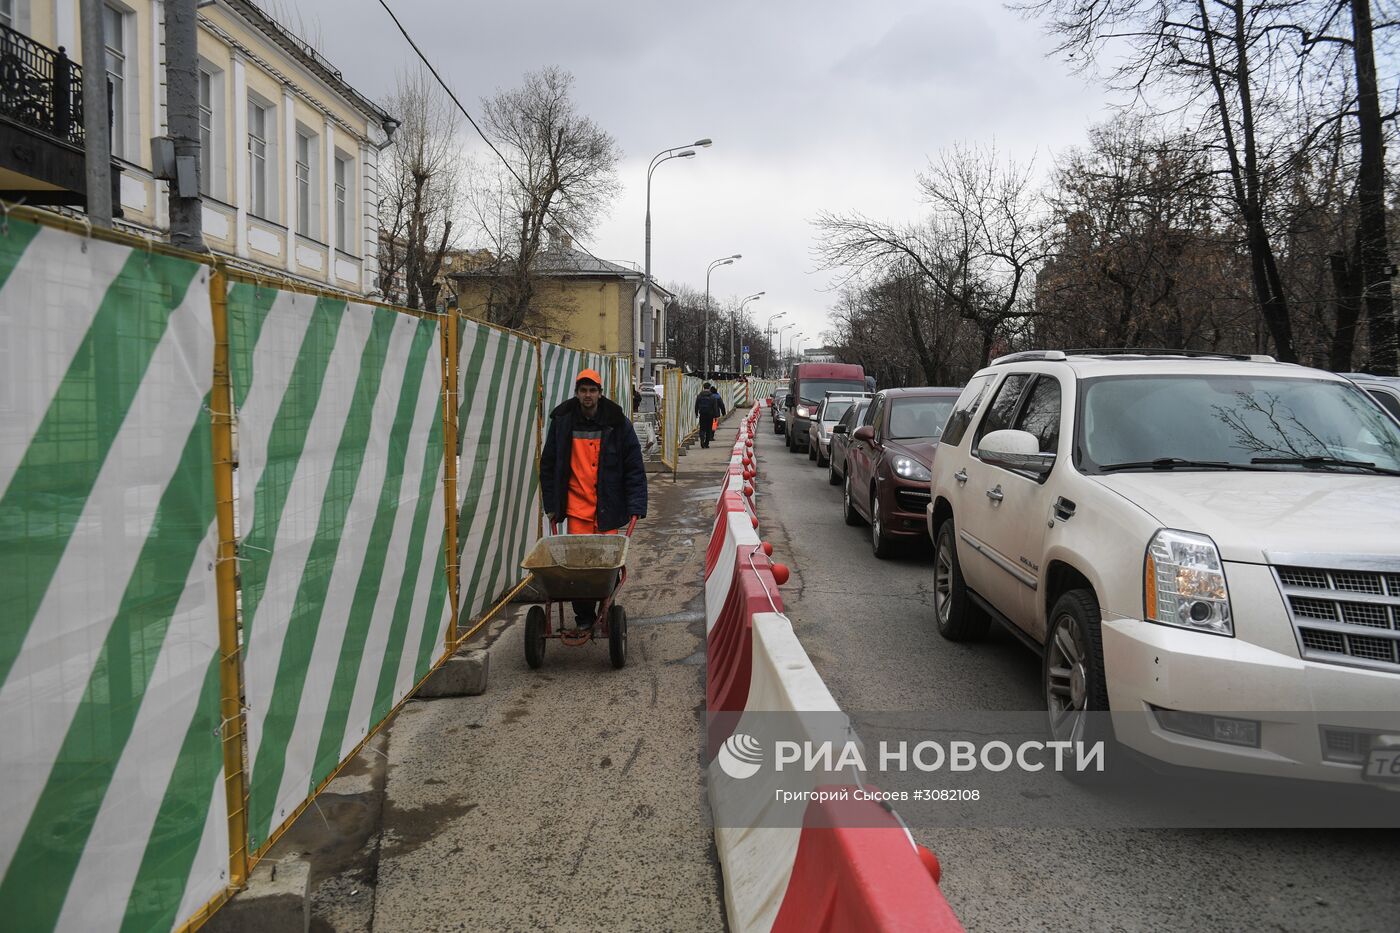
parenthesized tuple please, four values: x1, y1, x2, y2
(696, 382, 726, 448)
(540, 368, 648, 629)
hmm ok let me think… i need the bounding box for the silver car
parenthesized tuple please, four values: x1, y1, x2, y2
(808, 393, 870, 467)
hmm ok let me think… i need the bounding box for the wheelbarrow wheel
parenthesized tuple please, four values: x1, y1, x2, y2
(525, 605, 546, 669)
(608, 604, 627, 669)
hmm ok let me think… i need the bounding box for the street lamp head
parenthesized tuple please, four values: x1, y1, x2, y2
(731, 254, 743, 260)
(694, 138, 713, 148)
(678, 149, 697, 158)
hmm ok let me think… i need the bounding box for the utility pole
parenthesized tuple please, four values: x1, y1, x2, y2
(79, 0, 112, 227)
(165, 0, 204, 250)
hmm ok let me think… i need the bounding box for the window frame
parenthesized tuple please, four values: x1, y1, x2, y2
(246, 96, 274, 221)
(333, 152, 351, 251)
(294, 126, 318, 239)
(102, 2, 132, 160)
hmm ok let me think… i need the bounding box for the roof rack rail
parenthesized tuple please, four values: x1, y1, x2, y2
(1060, 347, 1277, 363)
(988, 350, 1067, 366)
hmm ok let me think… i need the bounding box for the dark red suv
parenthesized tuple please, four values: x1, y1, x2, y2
(840, 387, 960, 557)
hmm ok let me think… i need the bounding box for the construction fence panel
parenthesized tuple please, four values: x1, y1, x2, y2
(660, 370, 706, 466)
(227, 285, 451, 856)
(539, 343, 627, 414)
(456, 318, 541, 626)
(0, 217, 229, 932)
(748, 379, 781, 402)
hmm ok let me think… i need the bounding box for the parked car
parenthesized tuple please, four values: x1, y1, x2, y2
(841, 387, 960, 557)
(1343, 373, 1400, 423)
(927, 349, 1400, 785)
(772, 393, 792, 435)
(808, 392, 871, 466)
(786, 363, 867, 454)
(827, 400, 871, 487)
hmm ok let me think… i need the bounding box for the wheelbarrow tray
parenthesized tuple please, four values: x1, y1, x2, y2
(521, 534, 631, 601)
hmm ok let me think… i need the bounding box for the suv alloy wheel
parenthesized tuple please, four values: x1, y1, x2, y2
(871, 491, 895, 558)
(1043, 589, 1112, 779)
(843, 471, 863, 526)
(932, 519, 989, 640)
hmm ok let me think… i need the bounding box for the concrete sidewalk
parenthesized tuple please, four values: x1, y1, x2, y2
(249, 419, 741, 932)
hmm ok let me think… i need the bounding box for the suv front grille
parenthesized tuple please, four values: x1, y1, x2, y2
(1274, 565, 1400, 673)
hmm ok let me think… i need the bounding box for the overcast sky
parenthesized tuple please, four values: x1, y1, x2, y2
(285, 0, 1116, 355)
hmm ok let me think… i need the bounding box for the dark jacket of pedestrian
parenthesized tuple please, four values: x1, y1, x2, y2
(541, 395, 647, 532)
(696, 388, 727, 420)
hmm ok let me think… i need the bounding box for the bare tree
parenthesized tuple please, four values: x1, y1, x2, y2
(376, 68, 462, 311)
(1015, 0, 1338, 361)
(465, 67, 621, 331)
(816, 143, 1051, 366)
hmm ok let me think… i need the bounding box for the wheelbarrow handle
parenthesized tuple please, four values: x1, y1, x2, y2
(548, 517, 637, 536)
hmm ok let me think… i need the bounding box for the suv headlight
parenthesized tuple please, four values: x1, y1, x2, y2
(796, 404, 814, 418)
(892, 455, 931, 482)
(1144, 529, 1233, 636)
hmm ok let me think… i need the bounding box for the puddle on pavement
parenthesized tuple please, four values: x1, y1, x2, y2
(380, 795, 478, 859)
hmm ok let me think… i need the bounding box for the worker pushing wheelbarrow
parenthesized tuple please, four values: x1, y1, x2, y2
(527, 368, 648, 669)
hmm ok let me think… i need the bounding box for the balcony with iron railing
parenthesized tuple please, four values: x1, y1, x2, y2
(0, 23, 84, 147)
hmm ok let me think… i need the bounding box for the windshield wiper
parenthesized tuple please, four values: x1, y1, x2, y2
(1098, 457, 1266, 473)
(1249, 455, 1400, 476)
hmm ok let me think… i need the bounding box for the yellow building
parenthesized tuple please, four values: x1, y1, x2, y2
(451, 231, 673, 383)
(0, 0, 394, 295)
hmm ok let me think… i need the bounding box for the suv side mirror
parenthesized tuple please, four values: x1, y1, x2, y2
(832, 423, 848, 435)
(979, 429, 1055, 479)
(853, 425, 875, 444)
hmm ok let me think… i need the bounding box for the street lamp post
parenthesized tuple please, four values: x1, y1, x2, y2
(784, 331, 805, 372)
(732, 291, 765, 373)
(777, 323, 795, 376)
(764, 312, 786, 376)
(705, 254, 741, 378)
(792, 334, 807, 369)
(643, 137, 711, 384)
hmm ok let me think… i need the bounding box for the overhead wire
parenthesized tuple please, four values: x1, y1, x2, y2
(372, 0, 618, 272)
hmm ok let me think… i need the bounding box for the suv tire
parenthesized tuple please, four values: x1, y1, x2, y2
(827, 455, 841, 485)
(933, 519, 989, 641)
(871, 493, 896, 559)
(808, 441, 817, 461)
(1043, 588, 1114, 780)
(843, 471, 863, 526)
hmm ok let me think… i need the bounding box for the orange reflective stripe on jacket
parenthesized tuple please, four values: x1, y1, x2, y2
(566, 425, 603, 520)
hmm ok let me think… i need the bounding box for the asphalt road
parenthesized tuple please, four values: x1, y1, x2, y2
(754, 416, 1400, 933)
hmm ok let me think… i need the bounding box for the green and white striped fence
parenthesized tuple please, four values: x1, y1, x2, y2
(0, 212, 642, 931)
(457, 320, 541, 626)
(228, 288, 452, 853)
(0, 220, 229, 932)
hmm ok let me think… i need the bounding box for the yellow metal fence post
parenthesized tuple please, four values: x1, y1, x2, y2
(209, 268, 250, 890)
(535, 338, 546, 536)
(443, 307, 461, 648)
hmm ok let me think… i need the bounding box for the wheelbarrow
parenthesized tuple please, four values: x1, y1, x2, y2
(519, 518, 637, 669)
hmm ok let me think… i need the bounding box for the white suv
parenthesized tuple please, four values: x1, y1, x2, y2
(926, 350, 1400, 785)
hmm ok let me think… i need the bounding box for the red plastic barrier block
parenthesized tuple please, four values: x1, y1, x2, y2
(706, 549, 784, 715)
(773, 789, 963, 933)
(707, 492, 750, 578)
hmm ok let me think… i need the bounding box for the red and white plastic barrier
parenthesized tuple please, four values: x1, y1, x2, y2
(704, 406, 963, 932)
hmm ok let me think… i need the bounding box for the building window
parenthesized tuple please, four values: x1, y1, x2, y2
(0, 1, 14, 29)
(247, 100, 270, 219)
(334, 153, 351, 251)
(103, 4, 128, 158)
(198, 69, 214, 194)
(295, 129, 317, 238)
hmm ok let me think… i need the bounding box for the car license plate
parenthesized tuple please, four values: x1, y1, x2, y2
(1362, 746, 1400, 784)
